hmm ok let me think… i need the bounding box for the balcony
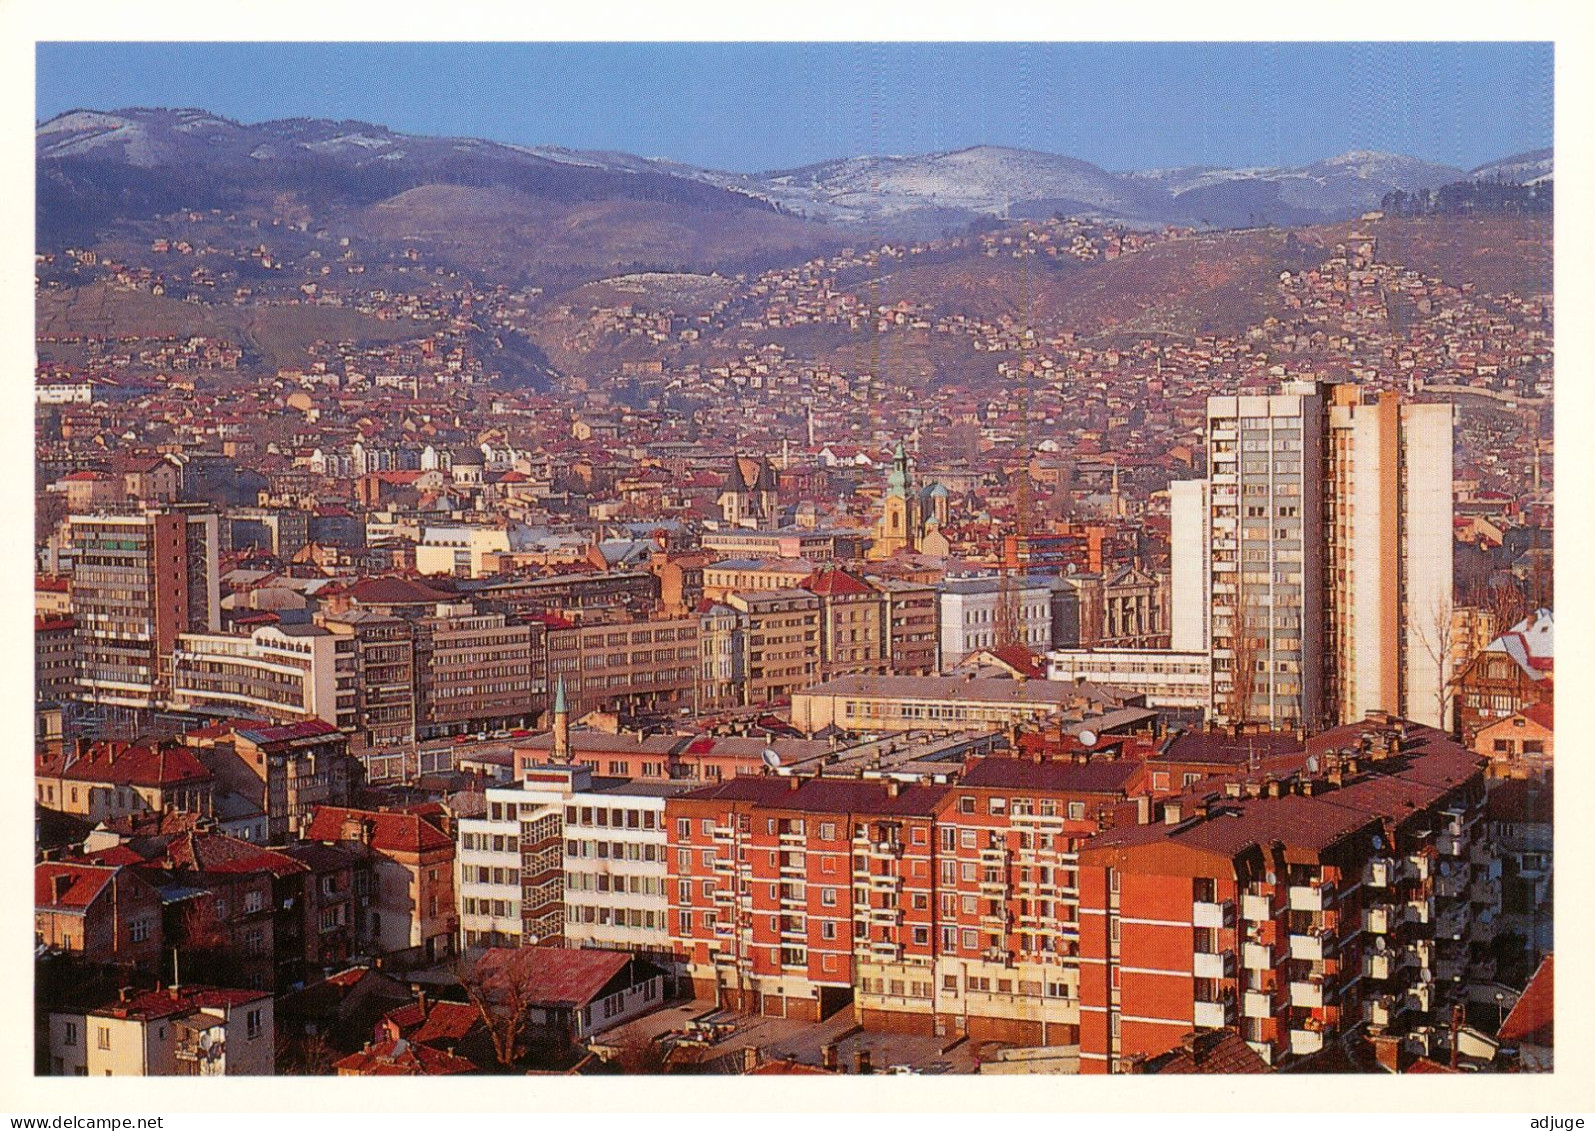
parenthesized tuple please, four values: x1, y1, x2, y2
(711, 826, 735, 843)
(1407, 983, 1434, 1013)
(1242, 941, 1273, 971)
(1288, 884, 1326, 912)
(1289, 979, 1325, 1009)
(1288, 930, 1330, 961)
(1364, 951, 1395, 981)
(1243, 989, 1275, 1019)
(1241, 892, 1272, 922)
(1407, 854, 1432, 882)
(1364, 906, 1393, 935)
(1469, 908, 1499, 943)
(1193, 999, 1232, 1029)
(1193, 900, 1233, 929)
(1290, 1028, 1325, 1056)
(1469, 877, 1502, 906)
(1365, 858, 1394, 888)
(1435, 906, 1467, 941)
(1193, 950, 1233, 980)
(1437, 833, 1466, 858)
(1405, 897, 1433, 926)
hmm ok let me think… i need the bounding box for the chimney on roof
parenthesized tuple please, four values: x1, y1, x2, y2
(1136, 795, 1152, 825)
(885, 779, 901, 798)
(788, 776, 800, 791)
(1370, 1032, 1404, 1073)
(1164, 801, 1182, 825)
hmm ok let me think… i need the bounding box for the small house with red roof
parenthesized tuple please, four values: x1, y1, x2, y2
(35, 862, 164, 971)
(36, 739, 215, 825)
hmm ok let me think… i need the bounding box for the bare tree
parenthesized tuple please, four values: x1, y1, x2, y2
(1409, 592, 1460, 732)
(455, 948, 542, 1070)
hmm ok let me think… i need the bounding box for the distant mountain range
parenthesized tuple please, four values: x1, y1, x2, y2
(37, 107, 1553, 245)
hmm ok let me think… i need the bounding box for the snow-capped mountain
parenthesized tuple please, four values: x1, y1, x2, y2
(1469, 148, 1553, 185)
(36, 107, 1547, 239)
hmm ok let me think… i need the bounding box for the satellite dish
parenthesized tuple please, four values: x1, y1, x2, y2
(1305, 755, 1319, 774)
(1265, 872, 1277, 886)
(1372, 835, 1385, 851)
(1078, 729, 1098, 749)
(199, 1031, 213, 1051)
(761, 748, 781, 770)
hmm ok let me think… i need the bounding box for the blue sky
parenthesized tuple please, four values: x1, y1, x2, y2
(37, 42, 1553, 173)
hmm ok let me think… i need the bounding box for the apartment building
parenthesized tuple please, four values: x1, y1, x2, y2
(320, 609, 417, 760)
(1201, 381, 1328, 729)
(696, 600, 746, 710)
(922, 757, 1139, 1044)
(725, 588, 821, 705)
(542, 611, 699, 718)
(306, 806, 457, 967)
(455, 766, 683, 975)
(1074, 717, 1490, 1072)
(1175, 380, 1455, 731)
(69, 509, 221, 710)
(47, 986, 273, 1077)
(802, 567, 888, 680)
(871, 576, 940, 676)
(184, 720, 360, 842)
(412, 606, 543, 739)
(1325, 386, 1455, 728)
(35, 614, 78, 703)
(170, 623, 355, 728)
(667, 776, 950, 1022)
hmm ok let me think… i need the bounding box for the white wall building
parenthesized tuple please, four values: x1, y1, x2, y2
(170, 623, 354, 728)
(455, 766, 680, 970)
(937, 578, 1054, 671)
(1168, 478, 1211, 655)
(1045, 648, 1212, 714)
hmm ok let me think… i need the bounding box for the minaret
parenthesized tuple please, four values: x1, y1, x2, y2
(552, 677, 571, 763)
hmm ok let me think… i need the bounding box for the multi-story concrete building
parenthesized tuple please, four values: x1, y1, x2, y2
(792, 674, 1143, 736)
(937, 577, 1054, 671)
(668, 775, 950, 1022)
(1177, 380, 1455, 731)
(170, 624, 355, 728)
(69, 509, 220, 711)
(412, 606, 543, 739)
(871, 576, 940, 676)
(320, 609, 418, 773)
(455, 766, 684, 979)
(1074, 716, 1489, 1073)
(725, 588, 821, 705)
(1045, 649, 1212, 716)
(1325, 385, 1455, 728)
(542, 611, 698, 718)
(696, 601, 746, 710)
(1202, 381, 1328, 729)
(702, 557, 818, 602)
(35, 614, 78, 704)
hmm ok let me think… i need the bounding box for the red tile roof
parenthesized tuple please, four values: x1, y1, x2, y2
(335, 1038, 479, 1076)
(39, 741, 212, 789)
(1499, 954, 1553, 1046)
(472, 947, 633, 1009)
(307, 806, 453, 854)
(36, 862, 115, 909)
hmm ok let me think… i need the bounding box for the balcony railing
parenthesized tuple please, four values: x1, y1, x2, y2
(1241, 892, 1272, 922)
(1193, 950, 1233, 980)
(1193, 900, 1233, 929)
(1289, 1028, 1325, 1056)
(1288, 884, 1326, 912)
(1288, 930, 1331, 961)
(1289, 979, 1325, 1009)
(1243, 941, 1273, 970)
(1243, 989, 1274, 1019)
(1193, 999, 1232, 1029)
